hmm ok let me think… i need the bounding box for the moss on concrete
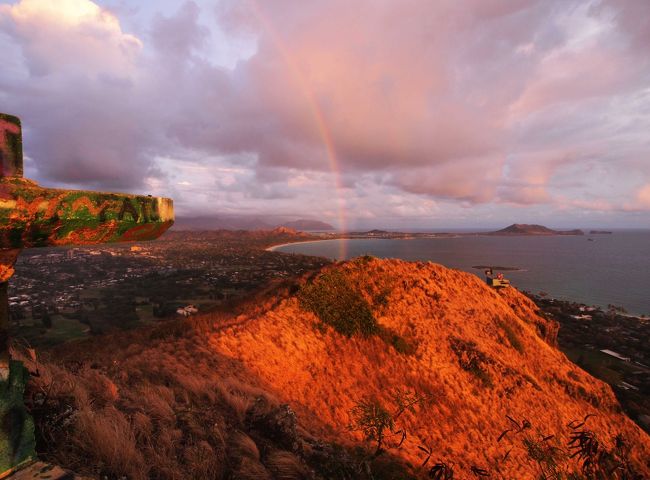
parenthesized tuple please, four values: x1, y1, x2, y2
(0, 361, 35, 476)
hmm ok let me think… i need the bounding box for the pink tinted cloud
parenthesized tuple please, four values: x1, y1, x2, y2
(0, 0, 141, 76)
(0, 0, 649, 221)
(623, 184, 650, 211)
(204, 0, 649, 207)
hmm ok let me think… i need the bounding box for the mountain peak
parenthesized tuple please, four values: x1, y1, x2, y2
(492, 224, 584, 235)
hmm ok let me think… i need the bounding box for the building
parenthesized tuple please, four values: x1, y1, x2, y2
(176, 304, 199, 317)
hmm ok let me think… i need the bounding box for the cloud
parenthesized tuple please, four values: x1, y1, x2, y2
(623, 184, 650, 212)
(0, 0, 649, 226)
(0, 0, 141, 76)
(0, 0, 155, 189)
(150, 1, 207, 60)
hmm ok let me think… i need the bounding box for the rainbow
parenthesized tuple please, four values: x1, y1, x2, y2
(247, 1, 348, 258)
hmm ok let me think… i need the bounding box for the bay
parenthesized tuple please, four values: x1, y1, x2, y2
(273, 231, 650, 316)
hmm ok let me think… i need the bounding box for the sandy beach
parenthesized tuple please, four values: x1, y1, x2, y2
(265, 238, 337, 252)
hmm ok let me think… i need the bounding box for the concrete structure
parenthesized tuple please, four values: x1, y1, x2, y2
(0, 113, 174, 477)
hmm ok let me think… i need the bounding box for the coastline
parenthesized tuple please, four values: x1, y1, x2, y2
(266, 234, 650, 317)
(266, 236, 393, 252)
(266, 238, 342, 252)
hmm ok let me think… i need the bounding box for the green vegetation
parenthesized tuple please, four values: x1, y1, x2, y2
(349, 389, 430, 456)
(449, 336, 494, 388)
(299, 269, 379, 337)
(378, 328, 416, 355)
(299, 268, 416, 354)
(349, 398, 394, 455)
(14, 315, 87, 348)
(565, 347, 625, 385)
(496, 318, 525, 353)
(496, 415, 642, 480)
(0, 361, 35, 475)
(413, 414, 643, 479)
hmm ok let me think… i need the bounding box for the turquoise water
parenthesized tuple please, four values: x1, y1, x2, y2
(274, 231, 650, 316)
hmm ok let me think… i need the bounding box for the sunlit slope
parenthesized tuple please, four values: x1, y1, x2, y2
(208, 257, 650, 476)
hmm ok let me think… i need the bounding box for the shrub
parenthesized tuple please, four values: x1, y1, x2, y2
(496, 319, 525, 353)
(299, 269, 378, 337)
(350, 389, 430, 456)
(373, 287, 392, 307)
(496, 415, 644, 480)
(355, 254, 376, 265)
(378, 327, 417, 355)
(449, 337, 493, 388)
(349, 397, 395, 455)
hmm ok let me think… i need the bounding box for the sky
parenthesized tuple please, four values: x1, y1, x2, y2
(0, 0, 649, 230)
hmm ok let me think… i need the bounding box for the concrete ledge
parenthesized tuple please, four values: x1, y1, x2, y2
(4, 461, 93, 479)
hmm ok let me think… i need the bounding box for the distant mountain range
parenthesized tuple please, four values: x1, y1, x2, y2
(280, 219, 335, 231)
(489, 223, 584, 236)
(173, 215, 334, 231)
(172, 218, 589, 236)
(173, 215, 272, 231)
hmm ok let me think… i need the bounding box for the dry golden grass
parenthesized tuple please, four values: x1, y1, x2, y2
(13, 257, 650, 479)
(265, 450, 309, 479)
(206, 258, 650, 477)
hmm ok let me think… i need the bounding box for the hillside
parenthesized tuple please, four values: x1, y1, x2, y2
(491, 224, 584, 235)
(17, 259, 649, 479)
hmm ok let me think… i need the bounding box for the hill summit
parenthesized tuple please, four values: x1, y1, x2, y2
(21, 258, 649, 479)
(491, 223, 584, 235)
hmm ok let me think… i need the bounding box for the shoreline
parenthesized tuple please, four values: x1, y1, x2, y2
(266, 238, 343, 252)
(267, 236, 649, 318)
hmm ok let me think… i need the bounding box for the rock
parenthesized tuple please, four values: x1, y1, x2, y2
(247, 397, 300, 452)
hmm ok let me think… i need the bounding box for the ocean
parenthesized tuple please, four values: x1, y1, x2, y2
(273, 230, 650, 316)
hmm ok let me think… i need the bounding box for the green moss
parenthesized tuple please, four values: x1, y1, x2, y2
(0, 182, 172, 248)
(0, 361, 35, 475)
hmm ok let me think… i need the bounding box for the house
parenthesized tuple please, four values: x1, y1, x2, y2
(184, 305, 199, 314)
(176, 304, 199, 317)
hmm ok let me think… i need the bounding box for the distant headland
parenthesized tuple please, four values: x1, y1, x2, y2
(487, 224, 584, 236)
(341, 223, 586, 239)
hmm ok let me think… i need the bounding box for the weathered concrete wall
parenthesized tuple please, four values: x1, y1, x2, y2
(0, 361, 35, 475)
(0, 114, 23, 178)
(0, 112, 174, 477)
(0, 112, 174, 248)
(0, 181, 174, 248)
